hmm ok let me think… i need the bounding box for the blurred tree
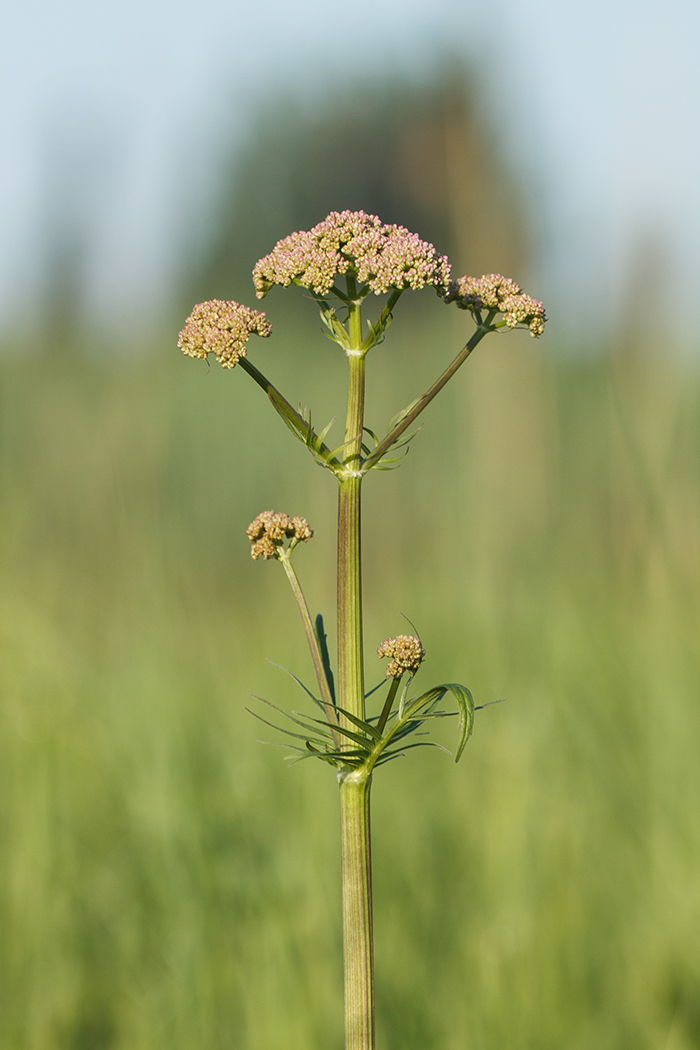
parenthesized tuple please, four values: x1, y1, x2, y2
(189, 63, 532, 306)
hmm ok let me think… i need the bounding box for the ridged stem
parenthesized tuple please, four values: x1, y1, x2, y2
(337, 291, 366, 725)
(337, 471, 364, 724)
(338, 284, 373, 1050)
(339, 770, 374, 1050)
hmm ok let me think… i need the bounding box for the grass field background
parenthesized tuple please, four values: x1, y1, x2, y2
(1, 305, 698, 1049)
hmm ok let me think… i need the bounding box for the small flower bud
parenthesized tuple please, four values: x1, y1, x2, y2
(444, 274, 546, 337)
(246, 511, 314, 560)
(377, 634, 425, 678)
(178, 299, 272, 368)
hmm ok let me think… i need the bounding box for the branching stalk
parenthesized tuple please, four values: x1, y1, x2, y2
(376, 677, 400, 735)
(277, 549, 340, 747)
(238, 356, 341, 469)
(362, 314, 495, 472)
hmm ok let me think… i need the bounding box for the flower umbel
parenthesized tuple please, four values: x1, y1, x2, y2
(253, 210, 451, 299)
(444, 274, 547, 337)
(246, 511, 313, 561)
(178, 299, 272, 368)
(377, 635, 425, 678)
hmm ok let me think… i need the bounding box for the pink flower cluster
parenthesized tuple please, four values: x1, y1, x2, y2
(253, 210, 451, 299)
(246, 511, 313, 561)
(445, 274, 547, 337)
(178, 299, 272, 368)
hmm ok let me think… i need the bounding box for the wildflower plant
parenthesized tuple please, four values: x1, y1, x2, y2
(178, 209, 546, 1050)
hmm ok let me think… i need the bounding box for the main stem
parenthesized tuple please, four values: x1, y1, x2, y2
(338, 286, 374, 1050)
(340, 770, 374, 1050)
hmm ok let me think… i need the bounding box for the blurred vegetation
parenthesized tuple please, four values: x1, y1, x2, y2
(3, 60, 699, 1050)
(188, 63, 530, 309)
(1, 312, 699, 1049)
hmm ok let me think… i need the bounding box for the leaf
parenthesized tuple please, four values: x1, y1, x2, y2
(386, 397, 422, 435)
(313, 614, 336, 704)
(318, 418, 337, 443)
(375, 740, 451, 765)
(265, 661, 325, 713)
(319, 305, 351, 348)
(474, 697, 506, 711)
(304, 717, 373, 751)
(249, 695, 333, 739)
(265, 388, 339, 470)
(398, 682, 474, 762)
(390, 719, 429, 742)
(256, 740, 308, 752)
(246, 707, 330, 748)
(364, 679, 387, 701)
(317, 701, 382, 742)
(442, 683, 475, 761)
(327, 436, 358, 460)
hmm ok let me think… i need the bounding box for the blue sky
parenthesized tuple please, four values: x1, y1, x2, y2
(2, 0, 699, 343)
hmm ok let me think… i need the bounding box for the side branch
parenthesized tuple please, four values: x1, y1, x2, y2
(238, 357, 342, 470)
(361, 319, 494, 472)
(278, 550, 340, 748)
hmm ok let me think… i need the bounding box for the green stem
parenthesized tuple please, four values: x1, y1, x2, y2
(337, 471, 364, 726)
(277, 550, 339, 747)
(338, 280, 374, 1050)
(337, 289, 366, 723)
(339, 770, 374, 1050)
(360, 289, 402, 351)
(238, 356, 340, 469)
(361, 318, 494, 472)
(376, 677, 400, 735)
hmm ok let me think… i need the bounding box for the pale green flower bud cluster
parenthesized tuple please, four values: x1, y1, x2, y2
(178, 299, 272, 368)
(253, 210, 451, 299)
(445, 274, 547, 337)
(246, 511, 313, 561)
(377, 634, 425, 678)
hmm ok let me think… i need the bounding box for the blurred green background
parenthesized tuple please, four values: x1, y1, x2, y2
(2, 65, 700, 1050)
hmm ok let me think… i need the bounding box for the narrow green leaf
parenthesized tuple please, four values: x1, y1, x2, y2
(318, 418, 337, 443)
(304, 717, 373, 750)
(287, 752, 341, 767)
(246, 707, 331, 747)
(391, 720, 429, 742)
(313, 614, 336, 704)
(249, 695, 333, 738)
(442, 683, 475, 761)
(364, 680, 387, 700)
(318, 702, 382, 742)
(386, 397, 422, 434)
(266, 661, 323, 710)
(402, 686, 446, 720)
(256, 740, 308, 752)
(375, 740, 451, 765)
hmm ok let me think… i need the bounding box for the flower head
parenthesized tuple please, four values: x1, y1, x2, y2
(178, 299, 272, 368)
(246, 511, 313, 560)
(253, 210, 451, 299)
(444, 274, 546, 337)
(377, 634, 425, 678)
